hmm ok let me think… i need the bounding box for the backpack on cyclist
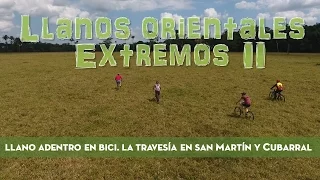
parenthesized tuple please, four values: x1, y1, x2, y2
(277, 82, 284, 91)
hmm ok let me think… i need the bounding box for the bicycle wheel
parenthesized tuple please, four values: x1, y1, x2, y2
(234, 107, 242, 117)
(155, 92, 160, 103)
(278, 94, 285, 102)
(116, 82, 120, 90)
(269, 91, 274, 99)
(246, 111, 254, 120)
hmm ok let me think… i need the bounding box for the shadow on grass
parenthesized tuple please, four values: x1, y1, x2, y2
(148, 98, 156, 102)
(227, 113, 241, 119)
(148, 98, 162, 104)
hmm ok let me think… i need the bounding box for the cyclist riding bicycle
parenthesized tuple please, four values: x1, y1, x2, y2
(270, 80, 284, 99)
(237, 92, 251, 114)
(115, 73, 122, 88)
(153, 81, 161, 103)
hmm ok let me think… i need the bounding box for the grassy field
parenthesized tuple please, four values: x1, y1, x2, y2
(0, 52, 320, 179)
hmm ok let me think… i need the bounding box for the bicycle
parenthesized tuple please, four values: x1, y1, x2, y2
(116, 80, 122, 90)
(233, 105, 254, 120)
(155, 91, 160, 103)
(269, 90, 285, 102)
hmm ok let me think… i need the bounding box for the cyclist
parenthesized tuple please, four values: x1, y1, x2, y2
(115, 73, 122, 89)
(153, 81, 161, 103)
(237, 92, 251, 115)
(270, 80, 284, 99)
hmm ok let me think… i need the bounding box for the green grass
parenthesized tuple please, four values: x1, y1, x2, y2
(0, 52, 320, 179)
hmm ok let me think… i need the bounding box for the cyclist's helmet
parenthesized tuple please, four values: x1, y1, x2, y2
(241, 92, 246, 95)
(276, 80, 280, 83)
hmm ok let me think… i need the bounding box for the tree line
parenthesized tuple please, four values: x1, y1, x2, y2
(1, 24, 320, 53)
